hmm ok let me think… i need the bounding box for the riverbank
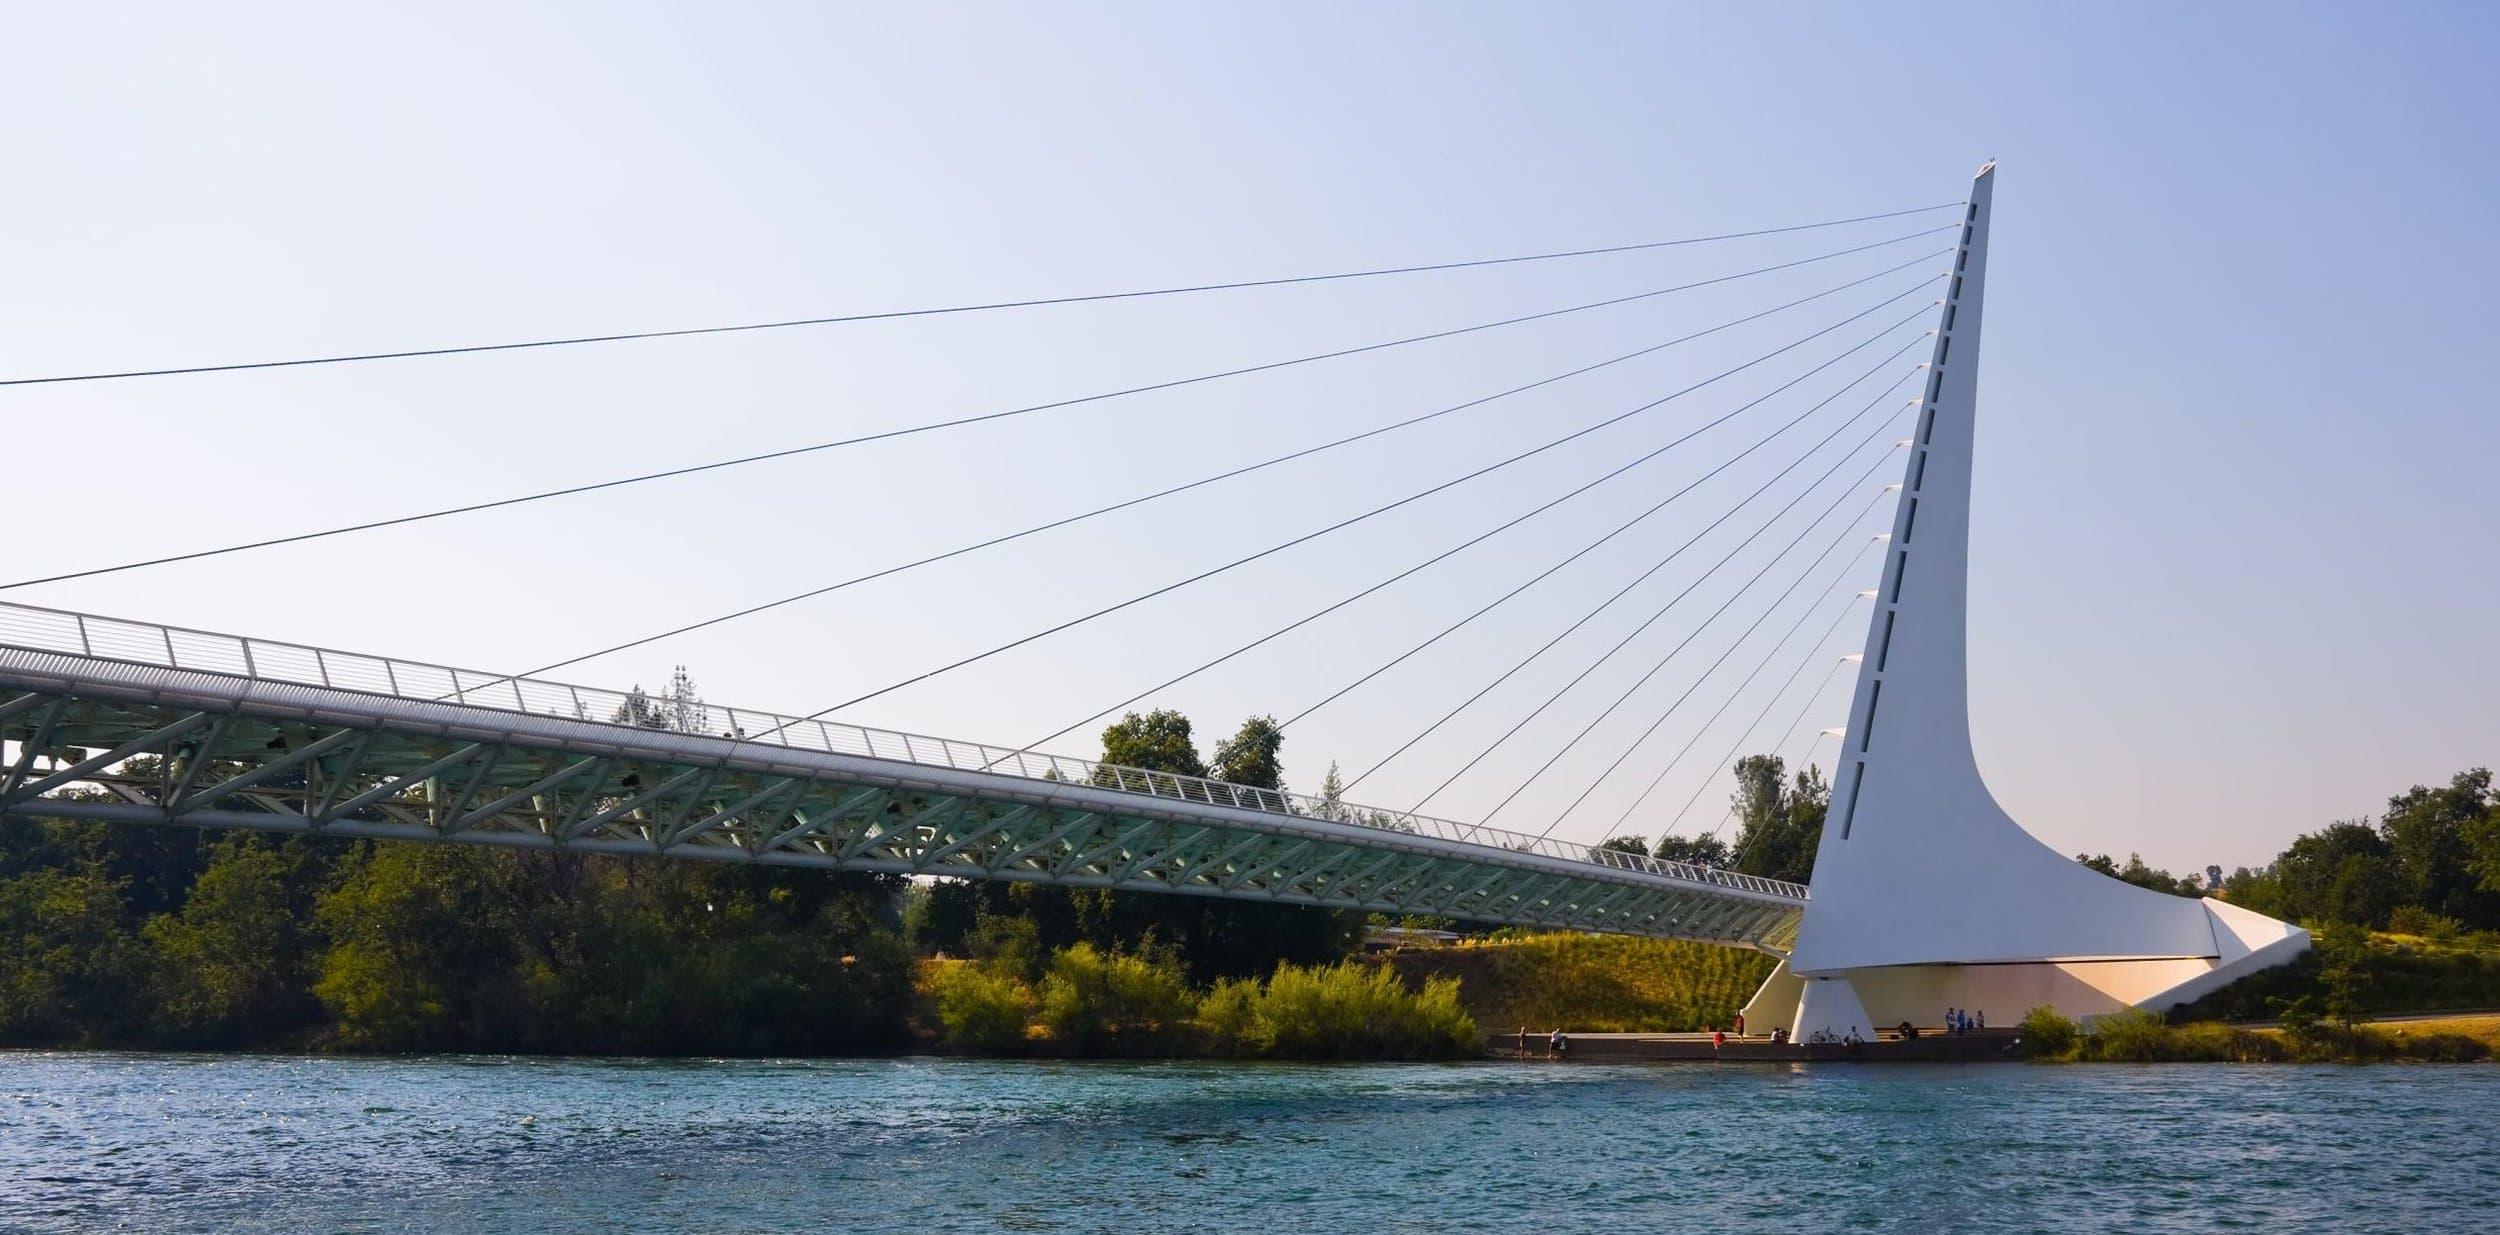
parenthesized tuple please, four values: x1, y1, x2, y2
(1376, 932, 1773, 1033)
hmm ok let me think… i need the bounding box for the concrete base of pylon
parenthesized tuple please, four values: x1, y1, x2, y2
(1743, 898, 2312, 1039)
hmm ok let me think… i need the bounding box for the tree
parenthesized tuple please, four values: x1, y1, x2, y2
(2378, 769, 2496, 927)
(2314, 921, 2373, 1034)
(2075, 852, 2199, 897)
(1653, 834, 1733, 868)
(1594, 835, 1650, 859)
(1210, 715, 1287, 796)
(1044, 710, 1359, 983)
(2268, 821, 2399, 927)
(1727, 756, 1825, 885)
(0, 866, 147, 1043)
(1315, 761, 1350, 823)
(142, 834, 326, 1046)
(1098, 709, 1206, 778)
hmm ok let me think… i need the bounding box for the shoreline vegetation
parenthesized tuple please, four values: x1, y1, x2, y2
(4, 667, 2496, 1064)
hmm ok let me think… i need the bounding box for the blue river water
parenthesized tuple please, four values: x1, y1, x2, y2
(2, 1052, 2493, 1232)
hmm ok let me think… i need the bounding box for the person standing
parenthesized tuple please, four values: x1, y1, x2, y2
(1734, 1012, 1746, 1038)
(1548, 1028, 1567, 1060)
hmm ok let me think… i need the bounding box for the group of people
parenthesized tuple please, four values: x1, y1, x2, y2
(1945, 1007, 1987, 1034)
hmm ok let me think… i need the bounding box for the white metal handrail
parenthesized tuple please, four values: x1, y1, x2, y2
(0, 600, 1809, 900)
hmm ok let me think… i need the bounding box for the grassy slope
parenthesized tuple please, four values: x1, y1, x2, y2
(1377, 934, 1777, 1033)
(2177, 930, 2500, 1022)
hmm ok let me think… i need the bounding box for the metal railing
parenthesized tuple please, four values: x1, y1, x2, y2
(0, 600, 1808, 900)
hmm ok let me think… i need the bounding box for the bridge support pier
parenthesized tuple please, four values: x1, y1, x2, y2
(1766, 162, 2307, 1045)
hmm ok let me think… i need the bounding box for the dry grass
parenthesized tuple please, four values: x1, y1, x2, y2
(1376, 933, 1775, 1033)
(2358, 1014, 2500, 1053)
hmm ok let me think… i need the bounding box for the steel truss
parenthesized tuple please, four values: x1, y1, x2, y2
(0, 640, 1803, 950)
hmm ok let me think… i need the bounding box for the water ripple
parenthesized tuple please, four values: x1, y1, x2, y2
(0, 1053, 2492, 1232)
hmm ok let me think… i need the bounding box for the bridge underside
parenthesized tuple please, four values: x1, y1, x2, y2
(0, 649, 1803, 949)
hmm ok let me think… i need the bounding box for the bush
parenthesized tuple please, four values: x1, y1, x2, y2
(1036, 942, 1195, 1054)
(2078, 1008, 2172, 1062)
(928, 962, 1034, 1054)
(2165, 1021, 2284, 1062)
(1196, 977, 1260, 1056)
(2014, 1005, 2078, 1059)
(2387, 906, 2465, 941)
(1239, 962, 1478, 1060)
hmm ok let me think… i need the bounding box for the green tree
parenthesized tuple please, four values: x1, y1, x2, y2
(1209, 715, 1286, 795)
(1593, 835, 1650, 860)
(2269, 821, 2399, 927)
(142, 834, 326, 1046)
(1727, 756, 1825, 885)
(1042, 710, 1360, 983)
(1654, 833, 1733, 868)
(1099, 709, 1206, 778)
(2378, 769, 2496, 927)
(0, 866, 147, 1043)
(312, 843, 520, 1050)
(1315, 761, 1349, 822)
(2075, 852, 2199, 897)
(2314, 921, 2374, 1034)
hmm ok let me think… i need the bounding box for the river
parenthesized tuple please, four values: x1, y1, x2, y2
(2, 1053, 2492, 1231)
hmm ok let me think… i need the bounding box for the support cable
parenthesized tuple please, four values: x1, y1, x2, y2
(1350, 367, 1917, 798)
(1287, 366, 1919, 736)
(1407, 406, 1907, 819)
(1720, 724, 1843, 868)
(2, 205, 1959, 388)
(1015, 328, 1930, 756)
(762, 278, 1947, 735)
(1701, 648, 1862, 857)
(1639, 576, 1877, 839)
(479, 257, 1941, 686)
(1550, 502, 1891, 841)
(1507, 442, 1907, 835)
(0, 237, 1952, 593)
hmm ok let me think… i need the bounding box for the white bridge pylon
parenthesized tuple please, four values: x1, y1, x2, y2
(1748, 163, 2308, 1039)
(0, 602, 1806, 948)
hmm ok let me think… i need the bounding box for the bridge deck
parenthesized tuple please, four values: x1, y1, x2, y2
(0, 601, 1804, 949)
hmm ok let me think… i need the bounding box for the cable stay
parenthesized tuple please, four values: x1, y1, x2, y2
(1012, 314, 1934, 757)
(748, 275, 1945, 738)
(1696, 643, 1863, 860)
(1342, 360, 1920, 798)
(470, 251, 1945, 686)
(0, 235, 1952, 595)
(0, 205, 1959, 388)
(1490, 432, 1900, 830)
(1393, 398, 1908, 819)
(1539, 499, 1892, 841)
(1283, 365, 1920, 736)
(1508, 438, 1910, 837)
(1731, 649, 1864, 825)
(1636, 573, 1880, 839)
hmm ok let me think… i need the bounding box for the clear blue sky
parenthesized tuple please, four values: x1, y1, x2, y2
(5, 3, 2494, 873)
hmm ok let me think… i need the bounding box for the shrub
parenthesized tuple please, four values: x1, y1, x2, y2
(2014, 1005, 2078, 1058)
(1248, 962, 1477, 1060)
(2386, 906, 2464, 941)
(1196, 977, 1260, 1056)
(1036, 943, 1195, 1054)
(2165, 1021, 2284, 1062)
(2079, 1007, 2172, 1062)
(928, 962, 1034, 1054)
